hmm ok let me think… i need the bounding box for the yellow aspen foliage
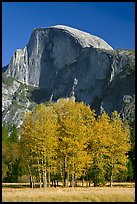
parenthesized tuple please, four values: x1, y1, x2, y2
(87, 111, 131, 186)
(20, 104, 58, 187)
(53, 99, 94, 185)
(109, 111, 131, 180)
(20, 99, 131, 187)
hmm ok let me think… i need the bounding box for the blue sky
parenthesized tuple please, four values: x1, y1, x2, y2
(2, 2, 135, 67)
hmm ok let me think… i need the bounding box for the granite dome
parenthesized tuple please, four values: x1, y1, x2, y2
(3, 25, 134, 127)
(42, 25, 113, 50)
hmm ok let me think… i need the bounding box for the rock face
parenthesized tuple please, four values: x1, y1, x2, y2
(7, 25, 113, 87)
(3, 25, 135, 127)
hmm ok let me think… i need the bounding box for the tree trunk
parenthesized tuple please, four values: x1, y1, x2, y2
(70, 179, 72, 187)
(43, 169, 47, 187)
(28, 163, 33, 188)
(67, 171, 69, 187)
(39, 175, 42, 188)
(64, 156, 67, 187)
(33, 177, 35, 188)
(82, 178, 84, 187)
(42, 159, 47, 188)
(93, 177, 97, 187)
(86, 181, 88, 187)
(72, 154, 75, 187)
(110, 175, 113, 187)
(54, 180, 56, 187)
(60, 161, 63, 186)
(110, 163, 113, 187)
(75, 174, 77, 187)
(30, 175, 33, 188)
(64, 171, 67, 187)
(48, 167, 51, 187)
(38, 160, 42, 188)
(72, 173, 75, 187)
(110, 168, 113, 187)
(82, 172, 85, 187)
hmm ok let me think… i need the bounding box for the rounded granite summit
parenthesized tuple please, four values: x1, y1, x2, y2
(3, 24, 134, 128)
(49, 25, 113, 50)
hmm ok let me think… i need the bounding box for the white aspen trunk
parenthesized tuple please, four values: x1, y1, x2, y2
(72, 147, 75, 188)
(72, 160, 75, 188)
(37, 160, 42, 188)
(110, 159, 113, 187)
(39, 175, 42, 188)
(70, 179, 72, 187)
(64, 156, 67, 187)
(48, 166, 51, 187)
(60, 161, 63, 186)
(42, 159, 47, 188)
(72, 173, 75, 188)
(110, 167, 113, 187)
(82, 171, 85, 187)
(43, 168, 47, 188)
(82, 178, 84, 187)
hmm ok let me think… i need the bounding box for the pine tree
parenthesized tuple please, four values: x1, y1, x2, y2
(9, 123, 18, 142)
(2, 123, 9, 181)
(2, 123, 8, 143)
(2, 123, 21, 182)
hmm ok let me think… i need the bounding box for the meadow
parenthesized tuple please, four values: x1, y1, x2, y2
(2, 183, 135, 202)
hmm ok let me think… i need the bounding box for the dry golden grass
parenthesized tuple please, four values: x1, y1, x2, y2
(2, 186, 135, 202)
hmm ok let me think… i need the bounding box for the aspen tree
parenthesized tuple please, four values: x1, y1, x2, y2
(53, 99, 93, 187)
(88, 111, 131, 187)
(108, 111, 131, 186)
(20, 104, 58, 187)
(87, 112, 111, 186)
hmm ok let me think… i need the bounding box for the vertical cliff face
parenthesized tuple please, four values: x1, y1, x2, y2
(3, 25, 135, 127)
(7, 25, 113, 87)
(6, 25, 114, 101)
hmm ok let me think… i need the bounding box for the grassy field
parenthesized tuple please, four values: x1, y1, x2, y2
(2, 185, 135, 202)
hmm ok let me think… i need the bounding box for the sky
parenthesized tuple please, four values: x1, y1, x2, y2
(2, 2, 135, 67)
